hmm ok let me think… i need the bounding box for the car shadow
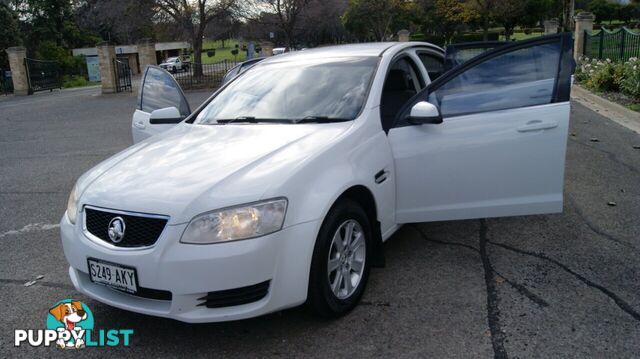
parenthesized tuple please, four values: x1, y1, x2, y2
(84, 220, 484, 353)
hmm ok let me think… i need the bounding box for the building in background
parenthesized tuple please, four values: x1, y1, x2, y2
(72, 42, 190, 77)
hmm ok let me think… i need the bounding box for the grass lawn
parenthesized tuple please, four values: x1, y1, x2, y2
(508, 32, 544, 41)
(199, 39, 249, 64)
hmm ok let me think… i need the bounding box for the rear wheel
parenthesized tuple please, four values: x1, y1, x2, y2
(308, 199, 371, 317)
(172, 66, 177, 73)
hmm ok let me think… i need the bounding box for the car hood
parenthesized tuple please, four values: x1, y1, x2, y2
(79, 122, 350, 224)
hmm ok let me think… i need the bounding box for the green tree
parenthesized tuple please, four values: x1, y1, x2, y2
(155, 0, 239, 77)
(617, 4, 640, 24)
(0, 3, 21, 68)
(588, 0, 617, 24)
(429, 0, 470, 43)
(342, 0, 412, 41)
(492, 0, 526, 41)
(521, 0, 558, 28)
(466, 0, 494, 41)
(75, 0, 156, 45)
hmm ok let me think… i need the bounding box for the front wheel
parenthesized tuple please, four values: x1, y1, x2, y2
(172, 66, 177, 73)
(307, 199, 371, 317)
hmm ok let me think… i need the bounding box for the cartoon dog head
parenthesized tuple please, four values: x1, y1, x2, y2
(49, 301, 87, 330)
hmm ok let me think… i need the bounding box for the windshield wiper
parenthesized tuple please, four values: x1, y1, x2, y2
(293, 116, 353, 124)
(217, 116, 293, 124)
(215, 116, 353, 125)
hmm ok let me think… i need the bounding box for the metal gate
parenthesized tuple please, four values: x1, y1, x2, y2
(113, 58, 132, 92)
(24, 58, 62, 94)
(1, 69, 13, 95)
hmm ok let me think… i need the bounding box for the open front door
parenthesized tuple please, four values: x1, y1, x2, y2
(132, 66, 191, 144)
(389, 33, 574, 223)
(443, 41, 508, 71)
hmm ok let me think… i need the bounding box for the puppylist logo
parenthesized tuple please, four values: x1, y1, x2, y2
(14, 299, 133, 349)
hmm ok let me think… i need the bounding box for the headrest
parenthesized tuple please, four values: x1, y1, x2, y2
(384, 69, 410, 92)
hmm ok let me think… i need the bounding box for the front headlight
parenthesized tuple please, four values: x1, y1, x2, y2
(66, 184, 78, 224)
(180, 198, 288, 244)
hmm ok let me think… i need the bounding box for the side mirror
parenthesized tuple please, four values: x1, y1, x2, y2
(149, 106, 183, 124)
(407, 101, 443, 125)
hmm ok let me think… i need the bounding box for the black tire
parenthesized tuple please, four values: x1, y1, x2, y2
(307, 199, 372, 317)
(172, 66, 177, 73)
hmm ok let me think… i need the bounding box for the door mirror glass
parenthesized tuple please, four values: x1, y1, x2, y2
(139, 66, 190, 117)
(149, 106, 182, 124)
(407, 101, 442, 125)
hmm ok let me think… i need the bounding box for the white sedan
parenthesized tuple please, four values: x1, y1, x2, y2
(61, 34, 573, 322)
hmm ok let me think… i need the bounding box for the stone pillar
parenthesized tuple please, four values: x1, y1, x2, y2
(138, 38, 157, 71)
(97, 42, 117, 94)
(397, 29, 410, 42)
(260, 41, 274, 57)
(544, 19, 559, 35)
(6, 47, 29, 96)
(574, 12, 595, 62)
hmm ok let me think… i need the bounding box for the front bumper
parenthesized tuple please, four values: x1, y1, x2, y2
(60, 213, 319, 323)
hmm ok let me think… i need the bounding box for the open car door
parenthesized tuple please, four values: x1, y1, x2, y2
(389, 33, 573, 223)
(444, 41, 508, 71)
(132, 66, 191, 144)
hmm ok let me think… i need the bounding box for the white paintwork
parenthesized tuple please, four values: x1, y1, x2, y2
(131, 109, 175, 144)
(63, 40, 570, 322)
(149, 106, 180, 121)
(389, 102, 570, 223)
(410, 101, 441, 119)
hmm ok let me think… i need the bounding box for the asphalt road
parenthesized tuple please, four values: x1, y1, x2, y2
(1, 87, 639, 358)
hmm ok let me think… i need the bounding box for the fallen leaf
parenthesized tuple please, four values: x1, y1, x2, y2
(590, 138, 600, 142)
(36, 275, 44, 280)
(633, 145, 640, 149)
(607, 201, 617, 207)
(24, 280, 37, 287)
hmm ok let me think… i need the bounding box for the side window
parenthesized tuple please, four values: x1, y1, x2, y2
(429, 42, 561, 118)
(380, 57, 424, 132)
(139, 67, 190, 116)
(418, 52, 444, 81)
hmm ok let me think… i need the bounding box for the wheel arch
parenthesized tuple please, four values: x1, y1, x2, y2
(328, 185, 385, 268)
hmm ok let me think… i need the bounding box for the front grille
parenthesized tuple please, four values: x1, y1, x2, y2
(84, 207, 168, 248)
(117, 285, 172, 301)
(134, 287, 173, 301)
(197, 281, 270, 308)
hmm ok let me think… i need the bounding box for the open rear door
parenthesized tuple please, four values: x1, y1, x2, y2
(132, 66, 191, 144)
(389, 33, 574, 223)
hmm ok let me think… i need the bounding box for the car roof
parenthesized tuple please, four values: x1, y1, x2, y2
(262, 42, 443, 64)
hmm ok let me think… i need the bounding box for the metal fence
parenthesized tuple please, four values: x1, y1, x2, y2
(584, 27, 640, 62)
(173, 60, 239, 90)
(24, 58, 62, 94)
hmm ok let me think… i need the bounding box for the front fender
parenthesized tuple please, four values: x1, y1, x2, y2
(271, 115, 396, 234)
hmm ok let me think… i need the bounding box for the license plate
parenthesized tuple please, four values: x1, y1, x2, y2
(87, 258, 138, 294)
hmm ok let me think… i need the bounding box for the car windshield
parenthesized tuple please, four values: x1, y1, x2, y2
(195, 56, 379, 124)
(166, 57, 178, 63)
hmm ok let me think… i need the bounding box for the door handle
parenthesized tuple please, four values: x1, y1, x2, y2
(134, 121, 146, 129)
(517, 120, 558, 132)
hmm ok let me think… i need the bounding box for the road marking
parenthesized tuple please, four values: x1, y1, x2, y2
(0, 222, 60, 239)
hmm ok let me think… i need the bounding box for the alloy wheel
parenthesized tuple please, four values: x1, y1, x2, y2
(327, 219, 366, 299)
